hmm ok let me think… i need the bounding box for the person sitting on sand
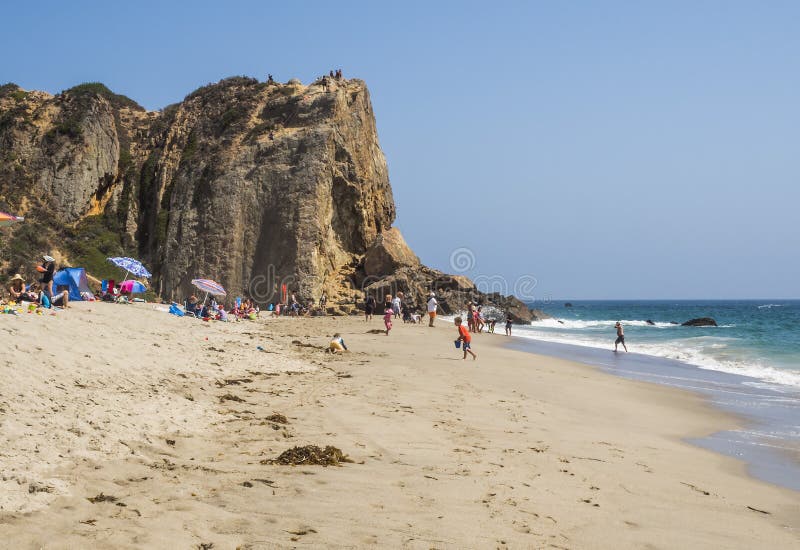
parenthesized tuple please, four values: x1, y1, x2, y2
(51, 289, 70, 308)
(454, 316, 477, 360)
(7, 274, 36, 302)
(329, 333, 348, 353)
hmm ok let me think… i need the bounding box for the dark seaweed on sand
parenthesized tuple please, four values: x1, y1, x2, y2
(262, 445, 353, 466)
(87, 493, 117, 503)
(265, 413, 289, 424)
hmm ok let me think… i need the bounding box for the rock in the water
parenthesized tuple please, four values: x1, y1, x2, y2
(564, 302, 573, 307)
(646, 319, 655, 326)
(530, 308, 552, 322)
(681, 317, 718, 327)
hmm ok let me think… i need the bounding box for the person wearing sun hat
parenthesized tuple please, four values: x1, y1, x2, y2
(7, 273, 27, 301)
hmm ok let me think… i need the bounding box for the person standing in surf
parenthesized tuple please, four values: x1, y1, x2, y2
(614, 321, 628, 352)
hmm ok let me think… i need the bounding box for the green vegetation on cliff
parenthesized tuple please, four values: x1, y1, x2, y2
(64, 82, 143, 111)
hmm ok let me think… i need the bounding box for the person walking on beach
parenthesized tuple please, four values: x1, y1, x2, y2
(427, 292, 438, 327)
(505, 315, 513, 336)
(454, 316, 477, 360)
(364, 293, 376, 321)
(392, 293, 402, 319)
(614, 321, 628, 352)
(383, 304, 393, 335)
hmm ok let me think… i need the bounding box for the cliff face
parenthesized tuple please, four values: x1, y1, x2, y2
(0, 77, 533, 321)
(0, 78, 394, 304)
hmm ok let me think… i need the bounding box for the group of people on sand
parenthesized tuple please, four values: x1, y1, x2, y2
(2, 255, 70, 312)
(182, 295, 260, 321)
(353, 290, 525, 362)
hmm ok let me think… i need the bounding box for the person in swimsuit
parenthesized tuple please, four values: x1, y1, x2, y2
(614, 321, 628, 352)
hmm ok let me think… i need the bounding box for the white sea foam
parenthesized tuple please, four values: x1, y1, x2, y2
(513, 326, 800, 389)
(530, 318, 676, 329)
(757, 304, 785, 309)
(529, 318, 735, 329)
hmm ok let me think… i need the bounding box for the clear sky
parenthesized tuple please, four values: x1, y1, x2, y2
(2, 1, 798, 299)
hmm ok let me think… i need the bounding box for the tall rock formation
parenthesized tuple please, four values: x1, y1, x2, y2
(0, 77, 535, 321)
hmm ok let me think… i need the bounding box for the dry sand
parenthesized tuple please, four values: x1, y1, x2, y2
(0, 303, 797, 549)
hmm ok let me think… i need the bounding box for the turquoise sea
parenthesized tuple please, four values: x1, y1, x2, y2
(521, 300, 800, 390)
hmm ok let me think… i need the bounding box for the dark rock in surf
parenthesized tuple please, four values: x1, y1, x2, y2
(681, 317, 718, 327)
(645, 319, 655, 326)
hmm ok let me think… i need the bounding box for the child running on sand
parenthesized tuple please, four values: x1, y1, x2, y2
(454, 316, 477, 360)
(384, 306, 393, 335)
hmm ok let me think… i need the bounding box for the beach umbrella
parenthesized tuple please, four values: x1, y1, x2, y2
(191, 278, 226, 308)
(119, 280, 147, 294)
(0, 211, 24, 227)
(107, 256, 152, 281)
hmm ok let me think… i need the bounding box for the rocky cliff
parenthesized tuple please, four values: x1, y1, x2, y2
(0, 77, 535, 321)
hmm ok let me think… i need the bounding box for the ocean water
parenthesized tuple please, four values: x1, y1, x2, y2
(501, 300, 800, 490)
(520, 300, 800, 390)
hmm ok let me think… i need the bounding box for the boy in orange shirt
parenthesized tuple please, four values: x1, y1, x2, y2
(454, 316, 477, 360)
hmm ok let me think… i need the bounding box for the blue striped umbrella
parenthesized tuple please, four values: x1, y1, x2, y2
(107, 257, 152, 279)
(191, 279, 227, 296)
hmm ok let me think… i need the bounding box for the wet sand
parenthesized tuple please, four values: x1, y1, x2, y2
(0, 303, 797, 548)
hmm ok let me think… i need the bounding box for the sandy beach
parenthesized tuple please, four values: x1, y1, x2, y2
(0, 303, 797, 549)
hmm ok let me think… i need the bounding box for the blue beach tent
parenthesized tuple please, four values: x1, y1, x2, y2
(53, 268, 91, 301)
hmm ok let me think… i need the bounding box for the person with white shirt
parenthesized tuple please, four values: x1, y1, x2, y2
(426, 292, 438, 327)
(391, 293, 402, 319)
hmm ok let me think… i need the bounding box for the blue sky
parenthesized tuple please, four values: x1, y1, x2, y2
(3, 1, 798, 299)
